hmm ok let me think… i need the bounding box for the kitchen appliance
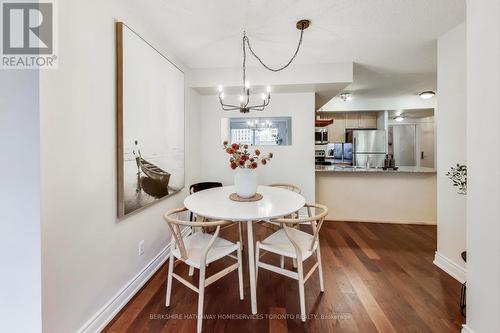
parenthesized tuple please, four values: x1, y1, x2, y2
(315, 144, 330, 165)
(327, 143, 353, 164)
(315, 128, 328, 144)
(343, 143, 353, 163)
(332, 143, 343, 159)
(348, 130, 387, 167)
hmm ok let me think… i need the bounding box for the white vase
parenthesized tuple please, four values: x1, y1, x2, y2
(234, 168, 257, 198)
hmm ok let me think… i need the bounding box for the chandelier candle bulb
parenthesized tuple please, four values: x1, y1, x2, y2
(217, 85, 223, 92)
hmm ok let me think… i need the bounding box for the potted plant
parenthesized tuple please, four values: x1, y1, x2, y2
(223, 141, 273, 198)
(446, 163, 467, 195)
(446, 163, 467, 317)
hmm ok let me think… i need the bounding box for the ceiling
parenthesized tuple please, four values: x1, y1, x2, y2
(348, 64, 436, 99)
(317, 63, 438, 110)
(128, 0, 465, 74)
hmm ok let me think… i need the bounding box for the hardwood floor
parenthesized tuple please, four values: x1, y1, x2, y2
(103, 222, 464, 333)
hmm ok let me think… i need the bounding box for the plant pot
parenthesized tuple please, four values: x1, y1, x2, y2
(234, 168, 257, 198)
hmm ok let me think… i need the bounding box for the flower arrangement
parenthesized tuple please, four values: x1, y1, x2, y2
(223, 141, 273, 170)
(446, 163, 467, 195)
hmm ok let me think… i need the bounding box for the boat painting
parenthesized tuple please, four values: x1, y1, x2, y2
(139, 158, 171, 186)
(116, 22, 185, 217)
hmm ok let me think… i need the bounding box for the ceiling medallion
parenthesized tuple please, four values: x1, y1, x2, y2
(218, 19, 311, 113)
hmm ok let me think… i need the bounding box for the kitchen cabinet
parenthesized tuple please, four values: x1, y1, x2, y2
(316, 111, 380, 143)
(345, 113, 359, 128)
(359, 113, 377, 128)
(331, 114, 346, 142)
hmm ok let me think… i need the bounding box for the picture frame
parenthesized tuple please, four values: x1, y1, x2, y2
(116, 22, 185, 218)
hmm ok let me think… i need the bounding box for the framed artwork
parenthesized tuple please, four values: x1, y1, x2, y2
(116, 22, 185, 217)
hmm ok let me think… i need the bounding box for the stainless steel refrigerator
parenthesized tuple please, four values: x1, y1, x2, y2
(350, 130, 387, 167)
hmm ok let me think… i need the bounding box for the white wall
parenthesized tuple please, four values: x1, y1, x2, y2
(434, 23, 467, 282)
(190, 63, 353, 92)
(39, 0, 201, 332)
(0, 71, 42, 332)
(200, 93, 316, 203)
(465, 1, 500, 332)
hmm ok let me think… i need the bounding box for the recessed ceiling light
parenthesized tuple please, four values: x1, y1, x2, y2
(419, 91, 436, 99)
(393, 114, 407, 122)
(340, 92, 352, 102)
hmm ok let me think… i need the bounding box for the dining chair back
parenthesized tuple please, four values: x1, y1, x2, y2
(189, 181, 223, 194)
(269, 183, 301, 194)
(261, 184, 301, 230)
(273, 203, 328, 252)
(188, 181, 223, 225)
(164, 207, 244, 333)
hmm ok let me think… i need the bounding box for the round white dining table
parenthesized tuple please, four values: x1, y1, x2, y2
(184, 185, 305, 314)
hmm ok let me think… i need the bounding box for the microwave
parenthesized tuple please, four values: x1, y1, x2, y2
(315, 128, 328, 144)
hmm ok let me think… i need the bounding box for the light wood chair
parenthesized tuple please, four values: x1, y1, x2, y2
(264, 183, 303, 268)
(259, 183, 302, 230)
(189, 181, 244, 253)
(164, 207, 244, 333)
(269, 183, 301, 194)
(255, 203, 328, 322)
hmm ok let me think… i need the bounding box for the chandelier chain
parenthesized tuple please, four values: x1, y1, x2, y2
(219, 21, 308, 113)
(241, 26, 305, 94)
(243, 28, 304, 73)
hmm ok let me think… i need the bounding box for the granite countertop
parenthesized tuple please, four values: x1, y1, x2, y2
(315, 165, 437, 173)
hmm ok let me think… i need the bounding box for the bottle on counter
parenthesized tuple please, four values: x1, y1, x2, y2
(390, 154, 396, 169)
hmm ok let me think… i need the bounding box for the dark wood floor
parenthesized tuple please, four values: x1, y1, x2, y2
(104, 221, 463, 333)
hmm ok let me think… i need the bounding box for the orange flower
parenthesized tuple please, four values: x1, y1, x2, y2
(223, 144, 272, 170)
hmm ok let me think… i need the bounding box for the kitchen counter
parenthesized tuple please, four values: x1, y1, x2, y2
(315, 165, 436, 173)
(316, 165, 437, 224)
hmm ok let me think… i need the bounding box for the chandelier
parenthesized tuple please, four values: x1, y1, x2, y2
(218, 19, 311, 113)
(246, 119, 273, 129)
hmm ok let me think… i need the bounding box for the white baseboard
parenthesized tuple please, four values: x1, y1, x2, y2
(326, 217, 436, 225)
(461, 324, 474, 333)
(433, 251, 466, 283)
(77, 228, 190, 333)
